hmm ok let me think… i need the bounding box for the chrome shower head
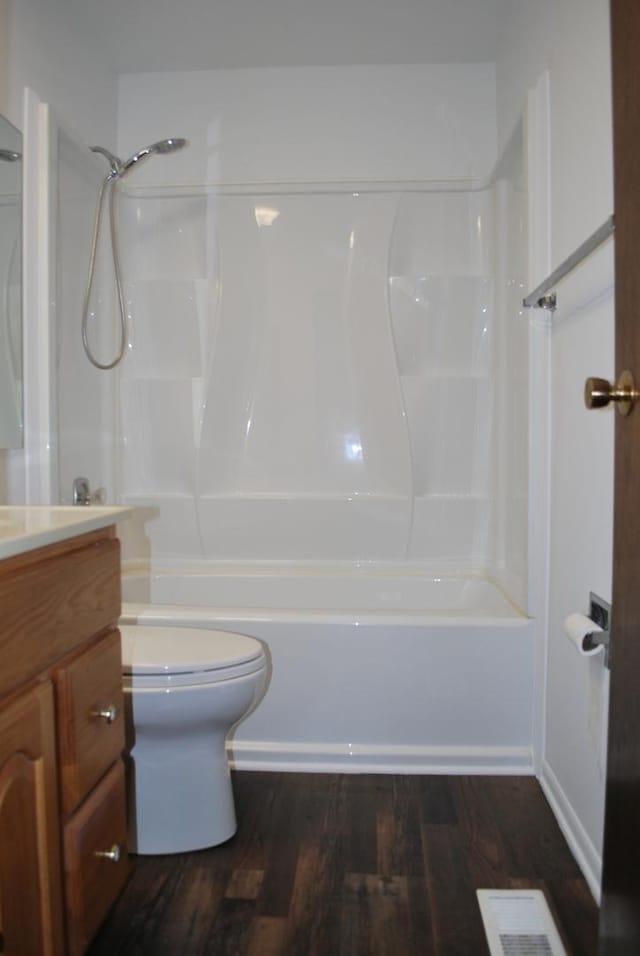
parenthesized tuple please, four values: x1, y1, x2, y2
(151, 137, 188, 155)
(118, 137, 188, 177)
(90, 139, 188, 180)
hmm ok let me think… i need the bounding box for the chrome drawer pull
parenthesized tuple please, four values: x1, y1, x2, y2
(90, 704, 118, 724)
(94, 844, 121, 864)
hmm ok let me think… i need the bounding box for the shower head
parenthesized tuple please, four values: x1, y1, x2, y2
(118, 138, 188, 177)
(90, 138, 188, 179)
(83, 136, 188, 372)
(0, 149, 21, 162)
(151, 138, 188, 155)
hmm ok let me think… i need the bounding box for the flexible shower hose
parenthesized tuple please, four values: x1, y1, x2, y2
(81, 173, 128, 370)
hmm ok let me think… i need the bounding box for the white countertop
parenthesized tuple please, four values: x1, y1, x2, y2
(0, 506, 131, 560)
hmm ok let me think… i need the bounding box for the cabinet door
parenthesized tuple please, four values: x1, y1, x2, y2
(0, 681, 65, 955)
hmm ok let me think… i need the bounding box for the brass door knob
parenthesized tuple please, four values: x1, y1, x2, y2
(585, 369, 639, 416)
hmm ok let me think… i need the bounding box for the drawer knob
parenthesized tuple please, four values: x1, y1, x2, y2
(94, 844, 121, 863)
(91, 704, 118, 723)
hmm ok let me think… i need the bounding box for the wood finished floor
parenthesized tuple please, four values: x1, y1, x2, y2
(88, 771, 599, 956)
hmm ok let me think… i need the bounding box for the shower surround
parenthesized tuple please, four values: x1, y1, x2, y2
(48, 65, 531, 772)
(111, 170, 532, 774)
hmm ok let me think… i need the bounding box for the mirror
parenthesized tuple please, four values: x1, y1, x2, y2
(0, 114, 22, 449)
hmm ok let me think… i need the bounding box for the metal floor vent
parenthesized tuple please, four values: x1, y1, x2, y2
(477, 890, 569, 956)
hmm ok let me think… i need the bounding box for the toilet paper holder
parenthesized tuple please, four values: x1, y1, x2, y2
(586, 592, 611, 668)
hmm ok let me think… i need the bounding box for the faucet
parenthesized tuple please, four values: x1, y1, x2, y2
(72, 477, 106, 506)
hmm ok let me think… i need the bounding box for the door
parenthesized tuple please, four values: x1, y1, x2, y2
(0, 681, 65, 955)
(598, 1, 640, 951)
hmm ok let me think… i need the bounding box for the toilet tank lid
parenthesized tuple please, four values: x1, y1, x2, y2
(119, 624, 265, 675)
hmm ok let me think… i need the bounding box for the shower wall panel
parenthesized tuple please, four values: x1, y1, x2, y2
(486, 124, 529, 610)
(197, 192, 412, 559)
(117, 184, 511, 569)
(388, 190, 494, 566)
(119, 189, 414, 560)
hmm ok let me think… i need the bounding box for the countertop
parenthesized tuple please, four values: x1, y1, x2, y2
(0, 506, 131, 560)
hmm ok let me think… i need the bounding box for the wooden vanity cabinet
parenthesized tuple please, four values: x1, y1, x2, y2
(0, 526, 129, 955)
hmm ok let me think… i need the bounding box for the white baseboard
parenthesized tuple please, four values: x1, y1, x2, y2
(539, 759, 602, 903)
(228, 739, 534, 775)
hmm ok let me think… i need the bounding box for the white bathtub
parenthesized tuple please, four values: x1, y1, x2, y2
(120, 567, 535, 775)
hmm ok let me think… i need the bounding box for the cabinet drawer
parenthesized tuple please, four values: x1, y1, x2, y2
(0, 533, 121, 700)
(64, 760, 130, 956)
(56, 629, 125, 816)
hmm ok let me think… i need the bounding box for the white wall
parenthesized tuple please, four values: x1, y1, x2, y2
(84, 0, 498, 73)
(117, 65, 496, 185)
(497, 0, 613, 898)
(3, 0, 117, 141)
(0, 0, 8, 115)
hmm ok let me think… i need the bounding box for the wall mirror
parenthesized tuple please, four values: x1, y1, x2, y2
(0, 113, 22, 449)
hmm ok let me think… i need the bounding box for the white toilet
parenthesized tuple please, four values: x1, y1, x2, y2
(120, 624, 267, 855)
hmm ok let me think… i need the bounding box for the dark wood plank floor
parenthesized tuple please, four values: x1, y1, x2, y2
(88, 771, 599, 955)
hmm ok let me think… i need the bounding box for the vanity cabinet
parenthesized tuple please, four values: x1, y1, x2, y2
(0, 524, 129, 955)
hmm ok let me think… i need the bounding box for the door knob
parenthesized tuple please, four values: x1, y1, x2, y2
(94, 844, 121, 863)
(584, 369, 640, 416)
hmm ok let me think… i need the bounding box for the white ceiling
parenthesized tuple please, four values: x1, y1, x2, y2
(81, 0, 498, 73)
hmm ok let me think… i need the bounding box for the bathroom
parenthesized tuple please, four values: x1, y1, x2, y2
(0, 0, 629, 951)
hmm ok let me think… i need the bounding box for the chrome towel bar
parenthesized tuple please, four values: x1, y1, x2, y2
(523, 215, 615, 311)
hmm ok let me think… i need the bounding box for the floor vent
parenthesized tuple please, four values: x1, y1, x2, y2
(477, 890, 568, 956)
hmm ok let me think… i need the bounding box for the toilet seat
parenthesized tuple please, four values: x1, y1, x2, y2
(120, 624, 266, 687)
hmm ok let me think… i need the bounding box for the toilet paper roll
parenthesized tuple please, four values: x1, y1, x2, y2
(564, 613, 604, 656)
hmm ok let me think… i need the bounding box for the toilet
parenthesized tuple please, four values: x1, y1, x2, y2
(120, 624, 267, 855)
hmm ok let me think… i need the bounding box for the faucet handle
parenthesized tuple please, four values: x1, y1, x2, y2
(72, 476, 106, 506)
(73, 476, 91, 505)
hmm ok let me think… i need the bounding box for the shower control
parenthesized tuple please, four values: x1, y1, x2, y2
(72, 476, 107, 506)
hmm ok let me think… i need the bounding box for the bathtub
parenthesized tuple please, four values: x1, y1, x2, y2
(120, 566, 536, 775)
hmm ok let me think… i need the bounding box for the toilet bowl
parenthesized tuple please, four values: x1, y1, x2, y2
(120, 624, 267, 855)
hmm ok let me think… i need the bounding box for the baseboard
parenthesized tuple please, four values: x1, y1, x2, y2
(228, 739, 534, 775)
(539, 759, 602, 903)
